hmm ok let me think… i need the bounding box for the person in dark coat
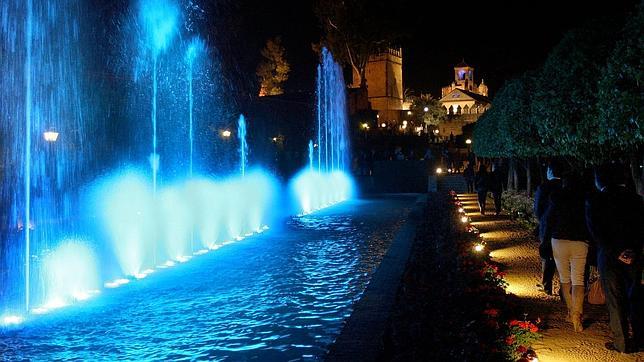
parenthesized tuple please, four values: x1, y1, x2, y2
(490, 163, 503, 215)
(463, 163, 475, 193)
(533, 161, 563, 295)
(586, 164, 644, 353)
(475, 164, 489, 215)
(543, 174, 590, 332)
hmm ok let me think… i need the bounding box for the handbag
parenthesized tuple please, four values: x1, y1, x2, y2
(587, 267, 605, 305)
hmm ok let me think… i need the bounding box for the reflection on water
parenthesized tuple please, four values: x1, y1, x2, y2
(0, 195, 415, 361)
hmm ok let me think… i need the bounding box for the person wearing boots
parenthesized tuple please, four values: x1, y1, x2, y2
(475, 164, 489, 215)
(586, 164, 644, 353)
(534, 161, 563, 295)
(490, 163, 503, 216)
(543, 174, 590, 332)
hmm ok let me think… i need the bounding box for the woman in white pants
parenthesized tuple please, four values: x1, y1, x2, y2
(544, 176, 590, 332)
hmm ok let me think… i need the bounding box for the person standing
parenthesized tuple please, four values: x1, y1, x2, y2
(534, 161, 563, 295)
(586, 164, 644, 353)
(475, 164, 489, 215)
(490, 163, 503, 216)
(544, 174, 590, 332)
(463, 163, 475, 193)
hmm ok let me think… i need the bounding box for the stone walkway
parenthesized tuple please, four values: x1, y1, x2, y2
(458, 193, 643, 362)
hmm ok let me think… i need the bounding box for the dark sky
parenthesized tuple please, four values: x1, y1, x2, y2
(224, 0, 639, 98)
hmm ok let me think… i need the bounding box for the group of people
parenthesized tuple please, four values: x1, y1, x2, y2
(534, 162, 643, 353)
(465, 163, 504, 216)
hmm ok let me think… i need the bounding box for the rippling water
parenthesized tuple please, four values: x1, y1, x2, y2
(0, 195, 415, 361)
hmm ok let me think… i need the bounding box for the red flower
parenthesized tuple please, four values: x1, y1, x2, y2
(505, 335, 516, 345)
(529, 325, 539, 333)
(516, 345, 527, 353)
(509, 320, 521, 327)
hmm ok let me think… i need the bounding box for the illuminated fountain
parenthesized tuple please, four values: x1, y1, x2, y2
(184, 36, 206, 178)
(0, 0, 277, 326)
(290, 48, 354, 214)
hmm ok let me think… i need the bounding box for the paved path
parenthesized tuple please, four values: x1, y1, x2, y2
(458, 193, 643, 362)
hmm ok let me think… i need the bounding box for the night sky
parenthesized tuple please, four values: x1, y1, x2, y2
(97, 0, 640, 99)
(222, 0, 639, 98)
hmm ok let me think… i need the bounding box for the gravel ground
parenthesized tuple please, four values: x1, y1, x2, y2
(459, 193, 643, 362)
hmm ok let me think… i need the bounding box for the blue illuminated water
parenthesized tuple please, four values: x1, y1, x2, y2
(290, 48, 353, 214)
(0, 196, 415, 360)
(185, 36, 206, 178)
(238, 115, 248, 177)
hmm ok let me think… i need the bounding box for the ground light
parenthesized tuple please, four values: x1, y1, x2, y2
(460, 215, 469, 223)
(436, 168, 443, 174)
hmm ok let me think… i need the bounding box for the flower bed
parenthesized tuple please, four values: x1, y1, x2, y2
(382, 191, 541, 361)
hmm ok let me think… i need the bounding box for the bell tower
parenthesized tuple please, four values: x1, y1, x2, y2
(453, 60, 475, 92)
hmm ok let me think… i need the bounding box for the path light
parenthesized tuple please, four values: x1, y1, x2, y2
(407, 110, 412, 115)
(361, 123, 369, 130)
(43, 130, 59, 142)
(474, 243, 485, 252)
(433, 129, 439, 135)
(423, 106, 429, 112)
(436, 167, 443, 174)
(460, 215, 469, 223)
(380, 122, 386, 128)
(466, 139, 472, 144)
(221, 130, 231, 138)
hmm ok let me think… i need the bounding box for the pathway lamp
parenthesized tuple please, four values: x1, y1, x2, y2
(221, 130, 231, 138)
(466, 139, 472, 145)
(436, 167, 443, 174)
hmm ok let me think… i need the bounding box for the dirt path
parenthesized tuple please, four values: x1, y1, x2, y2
(458, 193, 643, 362)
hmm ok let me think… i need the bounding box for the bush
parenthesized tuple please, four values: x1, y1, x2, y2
(501, 191, 537, 230)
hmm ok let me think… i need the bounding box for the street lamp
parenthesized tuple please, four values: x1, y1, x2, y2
(221, 130, 231, 138)
(43, 130, 59, 142)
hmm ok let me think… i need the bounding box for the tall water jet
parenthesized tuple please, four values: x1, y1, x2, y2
(1, 0, 91, 313)
(308, 140, 314, 172)
(139, 0, 179, 193)
(24, 0, 34, 313)
(238, 115, 248, 177)
(315, 48, 349, 172)
(289, 48, 354, 214)
(184, 36, 206, 177)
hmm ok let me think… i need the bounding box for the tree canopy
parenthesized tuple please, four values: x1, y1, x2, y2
(313, 0, 400, 86)
(474, 9, 643, 166)
(256, 37, 290, 96)
(407, 94, 446, 127)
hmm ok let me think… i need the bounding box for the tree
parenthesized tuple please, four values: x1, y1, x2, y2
(532, 19, 620, 164)
(407, 94, 447, 127)
(597, 5, 644, 193)
(313, 0, 400, 87)
(256, 37, 290, 96)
